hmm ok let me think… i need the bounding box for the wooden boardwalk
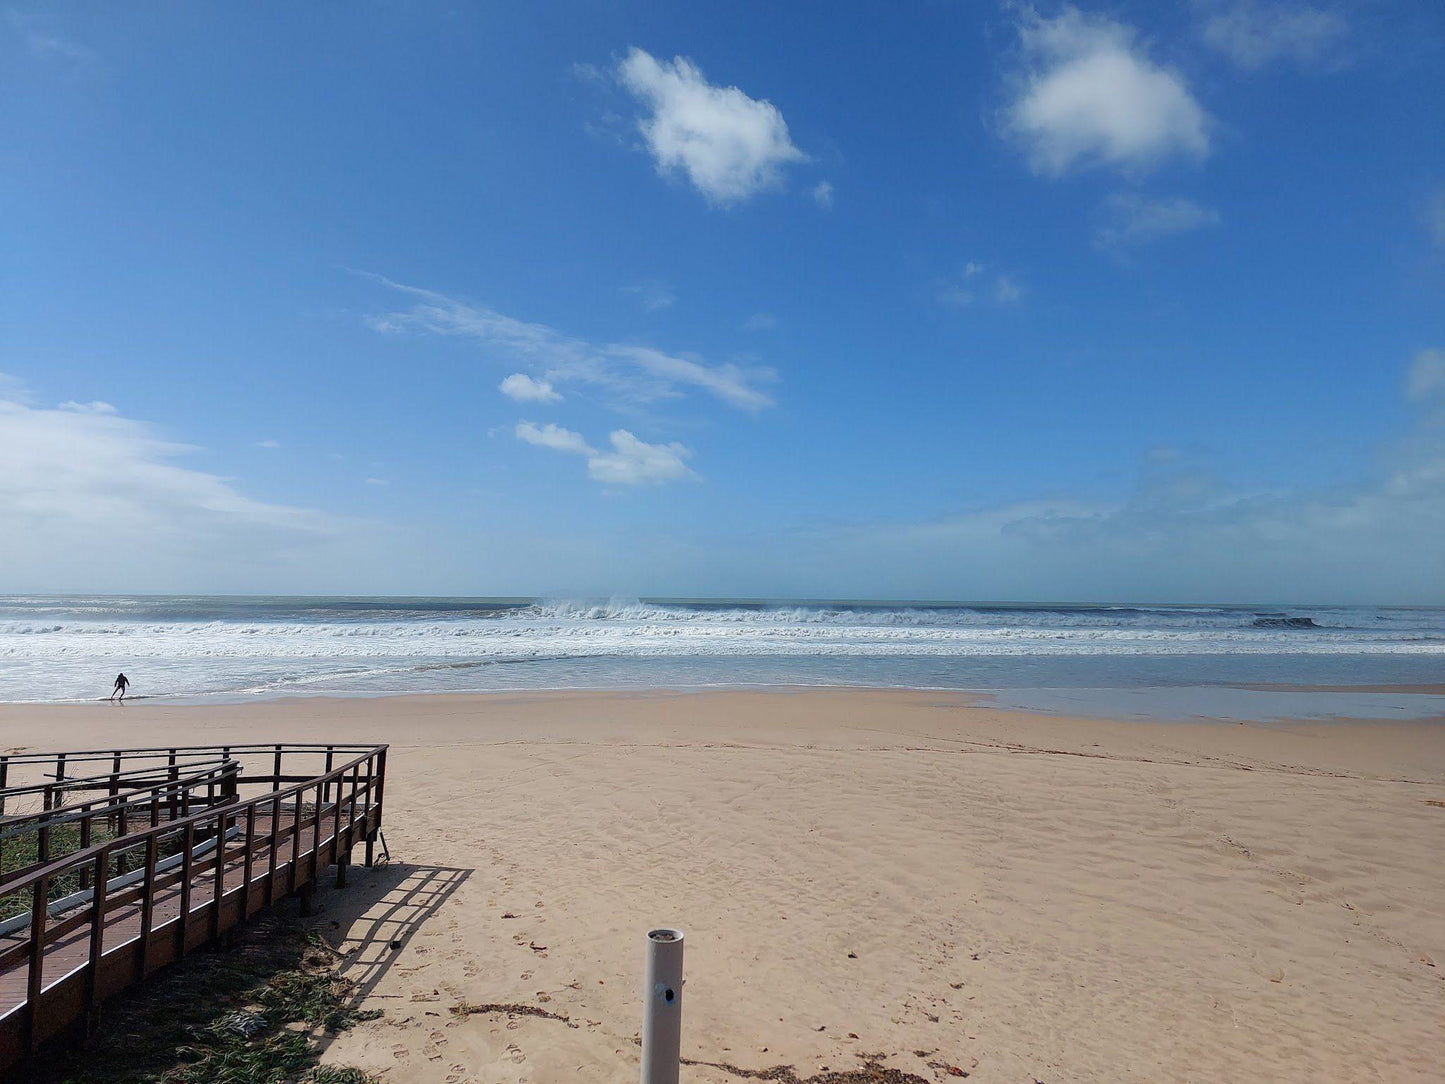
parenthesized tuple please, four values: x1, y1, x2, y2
(0, 744, 388, 1075)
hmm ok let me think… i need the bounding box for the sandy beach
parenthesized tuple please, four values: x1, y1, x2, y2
(2, 688, 1442, 1082)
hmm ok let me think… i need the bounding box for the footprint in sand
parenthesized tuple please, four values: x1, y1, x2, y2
(423, 1028, 449, 1061)
(505, 1043, 527, 1064)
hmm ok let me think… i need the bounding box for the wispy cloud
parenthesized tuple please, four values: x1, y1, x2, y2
(616, 47, 807, 205)
(743, 312, 778, 332)
(7, 13, 92, 64)
(499, 373, 562, 404)
(1407, 348, 1445, 404)
(811, 180, 835, 210)
(256, 439, 282, 449)
(1095, 193, 1221, 249)
(938, 262, 1024, 308)
(803, 352, 1445, 603)
(1004, 6, 1211, 176)
(366, 275, 776, 412)
(621, 279, 676, 311)
(1196, 1, 1349, 70)
(514, 422, 696, 486)
(364, 477, 389, 487)
(0, 381, 352, 589)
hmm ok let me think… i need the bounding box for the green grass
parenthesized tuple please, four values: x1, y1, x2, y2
(22, 918, 381, 1084)
(0, 821, 118, 920)
(0, 814, 208, 920)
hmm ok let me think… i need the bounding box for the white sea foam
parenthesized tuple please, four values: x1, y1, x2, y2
(2, 596, 1442, 703)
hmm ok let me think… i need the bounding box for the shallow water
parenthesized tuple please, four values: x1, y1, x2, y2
(2, 595, 1442, 720)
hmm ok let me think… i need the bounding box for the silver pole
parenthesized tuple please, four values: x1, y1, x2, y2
(640, 927, 684, 1084)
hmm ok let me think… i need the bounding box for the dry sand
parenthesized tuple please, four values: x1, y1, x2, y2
(2, 689, 1443, 1083)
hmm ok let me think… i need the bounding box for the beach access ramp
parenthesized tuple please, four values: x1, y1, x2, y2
(0, 742, 388, 1074)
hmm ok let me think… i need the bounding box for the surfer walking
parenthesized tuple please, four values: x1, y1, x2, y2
(109, 672, 130, 701)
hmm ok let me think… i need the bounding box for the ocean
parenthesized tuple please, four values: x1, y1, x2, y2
(1, 595, 1443, 720)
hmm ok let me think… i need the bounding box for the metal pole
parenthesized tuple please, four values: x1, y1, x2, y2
(640, 928, 684, 1084)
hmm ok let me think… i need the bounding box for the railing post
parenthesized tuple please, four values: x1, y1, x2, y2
(311, 780, 324, 881)
(344, 763, 359, 850)
(222, 762, 239, 803)
(106, 753, 121, 834)
(289, 790, 303, 895)
(178, 823, 195, 956)
(27, 875, 49, 1052)
(38, 786, 53, 864)
(267, 793, 282, 906)
(86, 848, 109, 1021)
(242, 802, 257, 918)
(137, 835, 158, 980)
(332, 767, 346, 857)
(363, 754, 376, 867)
(212, 808, 227, 939)
(374, 748, 387, 836)
(78, 809, 93, 890)
(0, 754, 9, 815)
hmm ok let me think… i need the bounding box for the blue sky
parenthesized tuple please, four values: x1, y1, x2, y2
(2, 1, 1444, 602)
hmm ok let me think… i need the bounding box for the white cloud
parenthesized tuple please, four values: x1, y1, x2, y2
(938, 262, 1023, 308)
(365, 477, 389, 487)
(515, 421, 596, 456)
(256, 439, 282, 449)
(1197, 1, 1349, 70)
(0, 385, 354, 589)
(1005, 7, 1211, 176)
(514, 421, 695, 487)
(367, 275, 776, 412)
(59, 400, 117, 414)
(588, 430, 696, 486)
(604, 344, 773, 411)
(621, 280, 676, 311)
(499, 373, 562, 404)
(1095, 193, 1221, 248)
(743, 312, 778, 332)
(1407, 349, 1445, 404)
(992, 275, 1024, 305)
(616, 47, 806, 205)
(811, 180, 834, 210)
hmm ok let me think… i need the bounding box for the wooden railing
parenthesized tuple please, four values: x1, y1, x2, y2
(0, 759, 242, 887)
(0, 742, 388, 1074)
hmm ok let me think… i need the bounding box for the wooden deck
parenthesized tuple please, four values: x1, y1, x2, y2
(0, 744, 387, 1075)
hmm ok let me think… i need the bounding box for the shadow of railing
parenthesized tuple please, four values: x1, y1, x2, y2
(309, 862, 472, 1002)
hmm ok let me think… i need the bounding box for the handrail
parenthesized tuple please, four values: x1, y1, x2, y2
(0, 758, 233, 807)
(0, 747, 382, 898)
(0, 743, 380, 768)
(0, 762, 241, 838)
